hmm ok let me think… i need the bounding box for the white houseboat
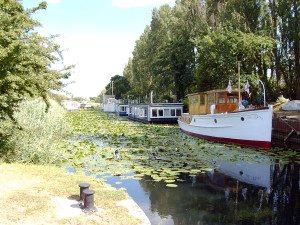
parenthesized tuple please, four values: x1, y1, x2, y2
(115, 102, 129, 116)
(128, 103, 184, 124)
(61, 100, 80, 111)
(102, 95, 117, 113)
(178, 88, 273, 149)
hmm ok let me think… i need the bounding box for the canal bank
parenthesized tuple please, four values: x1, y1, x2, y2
(0, 163, 150, 225)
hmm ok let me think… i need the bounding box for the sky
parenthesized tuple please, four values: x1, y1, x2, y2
(22, 0, 176, 98)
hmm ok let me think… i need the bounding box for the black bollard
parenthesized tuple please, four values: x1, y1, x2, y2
(83, 189, 97, 212)
(79, 183, 90, 201)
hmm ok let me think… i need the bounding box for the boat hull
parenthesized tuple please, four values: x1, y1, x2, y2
(178, 106, 273, 149)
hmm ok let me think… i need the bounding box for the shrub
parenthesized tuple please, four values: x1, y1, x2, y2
(0, 98, 67, 164)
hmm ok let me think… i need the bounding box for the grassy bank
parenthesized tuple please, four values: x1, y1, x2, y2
(0, 97, 66, 164)
(0, 163, 141, 225)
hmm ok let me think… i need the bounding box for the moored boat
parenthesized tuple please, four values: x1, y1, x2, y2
(102, 95, 117, 113)
(178, 88, 273, 149)
(128, 103, 184, 124)
(115, 102, 129, 116)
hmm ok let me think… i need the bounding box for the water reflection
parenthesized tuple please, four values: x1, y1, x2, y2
(107, 158, 299, 225)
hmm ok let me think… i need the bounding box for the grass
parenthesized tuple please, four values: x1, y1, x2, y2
(0, 163, 142, 225)
(0, 97, 67, 164)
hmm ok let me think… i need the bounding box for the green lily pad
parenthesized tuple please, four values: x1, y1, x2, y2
(166, 184, 178, 187)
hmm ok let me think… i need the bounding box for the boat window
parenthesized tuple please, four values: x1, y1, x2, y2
(217, 92, 226, 104)
(164, 109, 170, 116)
(152, 109, 157, 117)
(200, 95, 205, 105)
(228, 97, 238, 103)
(158, 109, 163, 117)
(189, 96, 198, 105)
(208, 94, 215, 104)
(218, 98, 225, 104)
(138, 108, 142, 117)
(176, 109, 182, 116)
(171, 109, 175, 116)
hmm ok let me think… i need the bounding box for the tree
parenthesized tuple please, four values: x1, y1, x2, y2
(145, 1, 208, 100)
(122, 0, 299, 101)
(123, 58, 134, 85)
(0, 1, 73, 121)
(193, 27, 275, 97)
(105, 75, 131, 99)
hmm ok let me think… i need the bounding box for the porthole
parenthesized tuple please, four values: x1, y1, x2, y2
(241, 117, 245, 121)
(214, 119, 217, 123)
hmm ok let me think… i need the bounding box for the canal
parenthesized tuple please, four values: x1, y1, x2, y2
(62, 110, 299, 225)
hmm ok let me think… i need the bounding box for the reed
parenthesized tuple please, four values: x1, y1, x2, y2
(0, 97, 67, 164)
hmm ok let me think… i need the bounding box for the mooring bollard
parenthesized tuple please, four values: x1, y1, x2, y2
(83, 189, 97, 212)
(79, 183, 90, 201)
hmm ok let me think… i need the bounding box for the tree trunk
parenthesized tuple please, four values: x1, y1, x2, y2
(294, 0, 300, 99)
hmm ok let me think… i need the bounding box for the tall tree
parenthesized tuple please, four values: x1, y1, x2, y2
(122, 0, 299, 101)
(153, 0, 208, 100)
(293, 0, 300, 99)
(268, 0, 300, 99)
(123, 58, 133, 85)
(105, 75, 131, 99)
(148, 5, 173, 97)
(193, 27, 275, 95)
(0, 1, 73, 121)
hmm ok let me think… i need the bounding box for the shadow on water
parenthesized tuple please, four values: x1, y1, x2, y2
(104, 156, 299, 225)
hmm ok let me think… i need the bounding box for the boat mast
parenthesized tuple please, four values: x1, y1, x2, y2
(238, 61, 241, 104)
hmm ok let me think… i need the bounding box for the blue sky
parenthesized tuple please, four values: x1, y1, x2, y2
(22, 0, 175, 98)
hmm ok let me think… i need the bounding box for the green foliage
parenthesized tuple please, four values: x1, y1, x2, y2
(0, 1, 73, 121)
(48, 92, 69, 103)
(117, 0, 300, 101)
(105, 75, 131, 99)
(193, 27, 275, 91)
(0, 98, 67, 164)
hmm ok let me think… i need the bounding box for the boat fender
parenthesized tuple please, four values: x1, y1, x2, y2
(210, 104, 216, 114)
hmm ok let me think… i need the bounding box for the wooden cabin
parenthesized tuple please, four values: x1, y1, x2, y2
(188, 89, 244, 115)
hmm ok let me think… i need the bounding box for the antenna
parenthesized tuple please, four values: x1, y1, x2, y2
(258, 80, 266, 107)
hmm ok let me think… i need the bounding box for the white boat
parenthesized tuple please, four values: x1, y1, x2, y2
(115, 102, 129, 116)
(178, 88, 273, 149)
(102, 95, 117, 113)
(128, 103, 184, 124)
(61, 100, 80, 111)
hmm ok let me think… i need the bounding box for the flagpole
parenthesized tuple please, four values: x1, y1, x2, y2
(238, 61, 241, 104)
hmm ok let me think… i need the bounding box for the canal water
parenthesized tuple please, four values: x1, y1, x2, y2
(104, 158, 299, 225)
(64, 110, 299, 225)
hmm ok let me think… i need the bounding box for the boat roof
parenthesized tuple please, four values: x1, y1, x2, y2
(187, 88, 245, 96)
(129, 103, 183, 107)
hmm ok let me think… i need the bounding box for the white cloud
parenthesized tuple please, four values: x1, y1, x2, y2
(56, 34, 136, 98)
(112, 0, 175, 8)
